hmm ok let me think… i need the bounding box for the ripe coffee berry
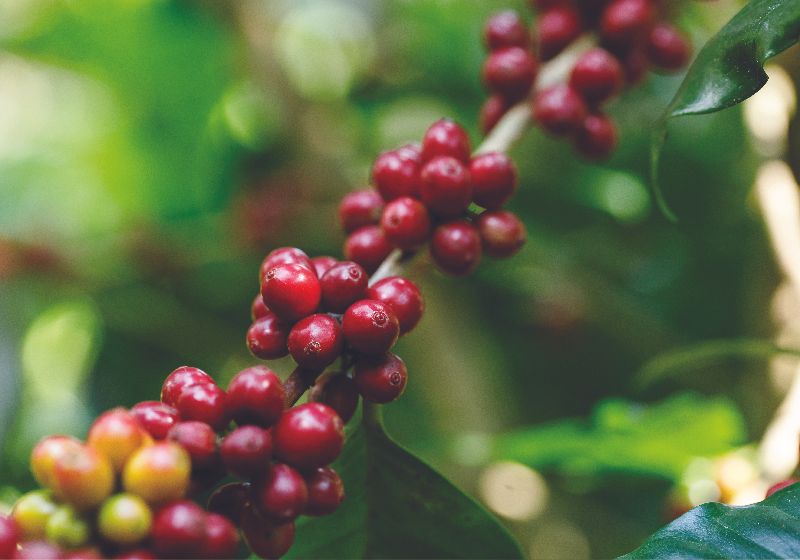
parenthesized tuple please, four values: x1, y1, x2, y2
(150, 500, 206, 559)
(254, 463, 308, 522)
(537, 5, 582, 60)
(343, 299, 400, 355)
(247, 313, 290, 360)
(647, 24, 691, 71)
(226, 366, 285, 427)
(311, 255, 338, 278)
(380, 196, 432, 250)
(287, 313, 344, 371)
(273, 403, 344, 470)
(207, 482, 251, 523)
(367, 276, 424, 335)
(430, 220, 482, 276)
(484, 10, 529, 50)
(123, 442, 191, 504)
(220, 426, 273, 478)
(0, 516, 19, 559)
(600, 0, 655, 44)
(174, 382, 227, 431)
(304, 467, 345, 516)
(421, 119, 471, 164)
(261, 263, 322, 323)
(420, 156, 473, 218)
(480, 94, 511, 135)
(353, 352, 408, 404)
(167, 421, 218, 468)
(309, 373, 360, 424)
(338, 189, 384, 233)
(482, 47, 538, 100)
(203, 513, 240, 559)
(469, 152, 517, 209)
(532, 84, 588, 136)
(575, 113, 618, 159)
(320, 261, 368, 313)
(251, 293, 270, 321)
(130, 401, 180, 440)
(241, 508, 295, 560)
(476, 210, 527, 258)
(161, 366, 214, 407)
(259, 247, 313, 280)
(371, 148, 421, 201)
(569, 48, 623, 105)
(343, 225, 394, 274)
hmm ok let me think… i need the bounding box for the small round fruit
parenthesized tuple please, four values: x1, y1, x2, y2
(203, 513, 240, 559)
(354, 352, 408, 404)
(342, 299, 400, 355)
(246, 313, 290, 360)
(12, 540, 62, 560)
(0, 515, 19, 559)
(421, 119, 471, 164)
(371, 148, 422, 201)
(207, 482, 252, 523)
(150, 500, 206, 559)
(367, 276, 424, 335)
(339, 189, 384, 233)
(123, 442, 191, 504)
(131, 401, 181, 440)
(477, 210, 527, 258)
(532, 84, 588, 136)
(226, 365, 285, 427)
(174, 383, 227, 431)
(600, 0, 655, 44)
(309, 372, 359, 424)
(241, 508, 295, 560)
(419, 156, 472, 218)
(469, 152, 517, 209)
(30, 436, 83, 491)
(343, 225, 394, 275)
(253, 463, 308, 523)
(430, 220, 482, 276)
(484, 10, 529, 50)
(161, 366, 214, 407)
(251, 293, 270, 321)
(259, 247, 314, 281)
(220, 425, 273, 479)
(480, 95, 511, 135)
(569, 48, 623, 105)
(311, 256, 339, 278)
(52, 445, 114, 511)
(380, 197, 432, 250)
(304, 467, 345, 516)
(273, 403, 345, 470)
(45, 505, 90, 550)
(287, 313, 344, 371)
(320, 261, 368, 313)
(575, 113, 618, 159)
(482, 47, 537, 100)
(167, 421, 218, 468)
(260, 263, 322, 322)
(97, 493, 153, 546)
(647, 24, 691, 72)
(11, 491, 58, 541)
(87, 408, 148, 472)
(537, 5, 582, 60)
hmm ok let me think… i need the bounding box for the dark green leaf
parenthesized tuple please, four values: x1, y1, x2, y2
(620, 483, 800, 559)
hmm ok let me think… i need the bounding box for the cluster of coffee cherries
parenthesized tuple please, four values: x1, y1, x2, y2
(338, 119, 527, 277)
(1, 365, 349, 558)
(479, 0, 692, 159)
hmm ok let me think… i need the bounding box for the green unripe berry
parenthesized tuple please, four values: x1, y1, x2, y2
(98, 493, 153, 545)
(11, 490, 58, 540)
(45, 505, 90, 549)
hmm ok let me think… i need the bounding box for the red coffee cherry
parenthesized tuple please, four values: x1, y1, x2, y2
(484, 10, 529, 50)
(476, 210, 527, 258)
(430, 220, 482, 276)
(647, 24, 691, 72)
(226, 366, 285, 428)
(309, 373, 359, 424)
(574, 113, 618, 159)
(287, 313, 344, 371)
(353, 352, 408, 404)
(310, 255, 339, 278)
(532, 84, 588, 136)
(569, 48, 623, 105)
(220, 426, 273, 479)
(343, 225, 394, 274)
(469, 152, 518, 209)
(246, 313, 290, 360)
(202, 513, 240, 560)
(338, 189, 384, 233)
(320, 261, 368, 313)
(537, 5, 583, 60)
(482, 47, 538, 100)
(380, 196, 432, 250)
(273, 403, 345, 470)
(343, 299, 400, 356)
(167, 421, 218, 468)
(371, 148, 422, 201)
(366, 276, 424, 335)
(480, 94, 511, 135)
(0, 515, 19, 559)
(253, 463, 308, 523)
(304, 467, 345, 516)
(600, 0, 655, 44)
(207, 482, 251, 523)
(174, 383, 227, 431)
(161, 366, 214, 408)
(150, 500, 206, 559)
(420, 156, 473, 218)
(241, 508, 295, 560)
(261, 263, 322, 323)
(421, 119, 471, 164)
(251, 294, 270, 321)
(259, 247, 314, 281)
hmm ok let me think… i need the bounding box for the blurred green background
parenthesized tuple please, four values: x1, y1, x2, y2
(0, 0, 798, 557)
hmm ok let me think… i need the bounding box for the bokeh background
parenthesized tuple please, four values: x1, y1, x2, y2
(0, 0, 798, 557)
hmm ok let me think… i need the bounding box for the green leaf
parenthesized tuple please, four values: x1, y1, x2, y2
(651, 0, 800, 218)
(620, 483, 800, 559)
(288, 405, 522, 559)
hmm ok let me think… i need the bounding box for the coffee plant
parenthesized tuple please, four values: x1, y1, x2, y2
(0, 0, 798, 558)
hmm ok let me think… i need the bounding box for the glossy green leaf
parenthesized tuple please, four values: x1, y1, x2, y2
(621, 483, 800, 559)
(652, 0, 800, 218)
(287, 406, 523, 559)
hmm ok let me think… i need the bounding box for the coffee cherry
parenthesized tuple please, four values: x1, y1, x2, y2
(343, 299, 400, 355)
(343, 225, 394, 274)
(174, 383, 227, 431)
(484, 10, 529, 50)
(273, 403, 344, 470)
(11, 491, 58, 541)
(367, 276, 424, 335)
(151, 500, 206, 559)
(208, 482, 252, 523)
(600, 0, 655, 44)
(537, 5, 583, 60)
(320, 261, 368, 313)
(309, 372, 359, 424)
(647, 24, 690, 72)
(241, 507, 295, 560)
(420, 156, 472, 218)
(380, 197, 432, 250)
(123, 442, 191, 504)
(220, 425, 273, 478)
(202, 513, 240, 559)
(766, 478, 799, 498)
(287, 313, 344, 371)
(254, 463, 308, 522)
(130, 401, 180, 440)
(259, 247, 314, 281)
(0, 516, 19, 559)
(619, 46, 649, 85)
(87, 408, 147, 472)
(574, 113, 618, 159)
(246, 313, 290, 360)
(52, 445, 114, 511)
(261, 263, 322, 323)
(304, 467, 345, 516)
(45, 505, 90, 551)
(251, 294, 270, 321)
(371, 148, 422, 201)
(13, 540, 62, 560)
(480, 95, 511, 135)
(430, 220, 482, 276)
(353, 352, 408, 404)
(167, 421, 218, 468)
(569, 48, 623, 105)
(226, 366, 285, 427)
(310, 255, 339, 278)
(338, 189, 384, 233)
(30, 436, 83, 492)
(421, 119, 471, 164)
(482, 47, 537, 100)
(532, 84, 588, 136)
(469, 152, 518, 209)
(161, 366, 214, 408)
(476, 210, 527, 258)
(97, 494, 152, 546)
